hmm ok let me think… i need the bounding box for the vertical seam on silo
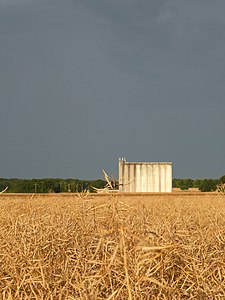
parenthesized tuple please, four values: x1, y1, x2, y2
(128, 164, 130, 192)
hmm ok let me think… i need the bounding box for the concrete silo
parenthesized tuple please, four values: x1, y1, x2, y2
(119, 158, 172, 192)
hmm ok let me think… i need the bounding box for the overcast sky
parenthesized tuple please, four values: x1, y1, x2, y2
(0, 0, 225, 179)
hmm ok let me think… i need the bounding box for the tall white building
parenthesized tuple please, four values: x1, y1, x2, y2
(119, 158, 172, 192)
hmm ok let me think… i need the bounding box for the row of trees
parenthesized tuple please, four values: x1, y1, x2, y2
(1, 175, 225, 193)
(173, 175, 225, 192)
(0, 178, 107, 193)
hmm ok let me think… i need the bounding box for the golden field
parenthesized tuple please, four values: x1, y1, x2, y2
(0, 193, 225, 299)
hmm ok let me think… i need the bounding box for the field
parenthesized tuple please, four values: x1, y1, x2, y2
(0, 193, 225, 299)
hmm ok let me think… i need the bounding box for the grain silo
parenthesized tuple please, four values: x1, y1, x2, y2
(119, 158, 172, 192)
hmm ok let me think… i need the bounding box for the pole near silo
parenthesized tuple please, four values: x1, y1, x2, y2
(119, 158, 126, 192)
(34, 182, 37, 193)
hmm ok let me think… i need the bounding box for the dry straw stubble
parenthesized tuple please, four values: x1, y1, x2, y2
(0, 193, 225, 299)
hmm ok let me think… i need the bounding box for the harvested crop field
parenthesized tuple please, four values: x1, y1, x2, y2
(0, 193, 225, 299)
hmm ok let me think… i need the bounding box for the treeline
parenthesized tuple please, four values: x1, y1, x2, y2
(1, 175, 225, 193)
(0, 178, 107, 193)
(173, 175, 225, 192)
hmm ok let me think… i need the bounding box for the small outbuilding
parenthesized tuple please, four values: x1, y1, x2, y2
(119, 158, 172, 192)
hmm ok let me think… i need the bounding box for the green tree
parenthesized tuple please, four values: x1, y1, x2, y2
(193, 179, 202, 189)
(172, 178, 193, 190)
(199, 179, 218, 192)
(219, 175, 225, 184)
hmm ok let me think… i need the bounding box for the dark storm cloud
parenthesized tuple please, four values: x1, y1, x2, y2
(0, 0, 225, 179)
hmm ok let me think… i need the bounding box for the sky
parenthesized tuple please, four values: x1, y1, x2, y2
(0, 0, 225, 180)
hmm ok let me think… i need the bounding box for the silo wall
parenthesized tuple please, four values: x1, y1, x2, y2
(119, 160, 172, 192)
